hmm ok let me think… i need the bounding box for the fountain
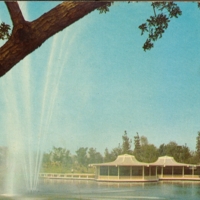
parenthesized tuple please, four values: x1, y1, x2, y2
(0, 21, 76, 196)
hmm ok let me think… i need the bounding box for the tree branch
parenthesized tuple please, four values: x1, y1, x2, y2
(152, 4, 157, 17)
(31, 1, 110, 45)
(0, 1, 109, 77)
(5, 2, 25, 26)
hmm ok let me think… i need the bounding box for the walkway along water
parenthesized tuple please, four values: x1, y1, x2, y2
(39, 173, 95, 180)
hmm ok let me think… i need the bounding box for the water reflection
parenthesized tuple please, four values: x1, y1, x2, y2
(0, 179, 200, 199)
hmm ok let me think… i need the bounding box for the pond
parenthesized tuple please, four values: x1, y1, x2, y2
(0, 179, 200, 200)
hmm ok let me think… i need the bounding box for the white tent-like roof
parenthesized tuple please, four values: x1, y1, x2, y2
(149, 156, 191, 167)
(89, 154, 149, 167)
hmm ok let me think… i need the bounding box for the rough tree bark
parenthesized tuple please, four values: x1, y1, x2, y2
(0, 1, 109, 77)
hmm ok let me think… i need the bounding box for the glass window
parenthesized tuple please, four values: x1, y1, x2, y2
(132, 166, 142, 176)
(120, 166, 130, 176)
(100, 166, 108, 175)
(109, 166, 118, 176)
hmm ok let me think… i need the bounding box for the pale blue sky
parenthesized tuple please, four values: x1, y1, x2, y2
(0, 2, 200, 154)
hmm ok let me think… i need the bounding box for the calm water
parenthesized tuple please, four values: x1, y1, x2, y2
(0, 179, 200, 200)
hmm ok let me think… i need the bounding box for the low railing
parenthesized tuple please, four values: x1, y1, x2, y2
(144, 176, 158, 180)
(98, 175, 158, 181)
(39, 173, 95, 180)
(158, 174, 200, 180)
(40, 173, 200, 182)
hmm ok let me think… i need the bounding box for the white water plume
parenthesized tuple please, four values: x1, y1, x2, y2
(0, 32, 75, 195)
(0, 1, 84, 194)
(33, 30, 77, 189)
(1, 55, 35, 194)
(32, 34, 60, 189)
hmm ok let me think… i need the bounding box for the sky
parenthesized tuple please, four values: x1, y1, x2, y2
(0, 2, 200, 155)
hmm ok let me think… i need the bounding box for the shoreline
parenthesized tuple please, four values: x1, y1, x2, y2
(39, 173, 200, 182)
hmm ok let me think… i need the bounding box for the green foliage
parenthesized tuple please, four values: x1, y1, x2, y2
(122, 130, 132, 154)
(158, 143, 166, 156)
(187, 151, 199, 164)
(41, 165, 69, 173)
(140, 144, 158, 163)
(140, 136, 148, 146)
(42, 152, 51, 167)
(164, 141, 178, 157)
(41, 130, 200, 173)
(88, 147, 103, 164)
(110, 143, 123, 160)
(133, 132, 141, 159)
(180, 144, 191, 163)
(139, 2, 182, 51)
(75, 147, 88, 167)
(196, 131, 200, 160)
(158, 142, 192, 163)
(97, 2, 113, 14)
(135, 136, 158, 162)
(104, 148, 112, 162)
(49, 146, 72, 167)
(42, 146, 72, 171)
(0, 22, 10, 40)
(104, 144, 123, 162)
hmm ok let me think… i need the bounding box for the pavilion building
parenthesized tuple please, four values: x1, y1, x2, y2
(89, 154, 158, 182)
(89, 154, 200, 182)
(150, 156, 200, 180)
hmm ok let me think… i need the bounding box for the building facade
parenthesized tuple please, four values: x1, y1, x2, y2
(89, 154, 200, 182)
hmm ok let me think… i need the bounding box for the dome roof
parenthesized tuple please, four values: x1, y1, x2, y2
(150, 156, 190, 167)
(89, 154, 149, 167)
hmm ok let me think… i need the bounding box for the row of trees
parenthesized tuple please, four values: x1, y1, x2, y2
(0, 132, 199, 173)
(42, 131, 200, 173)
(104, 131, 199, 164)
(42, 146, 103, 173)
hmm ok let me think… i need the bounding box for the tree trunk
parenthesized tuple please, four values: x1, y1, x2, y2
(0, 1, 109, 77)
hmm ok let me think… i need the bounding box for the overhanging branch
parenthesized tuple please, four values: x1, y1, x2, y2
(0, 1, 110, 77)
(5, 2, 25, 26)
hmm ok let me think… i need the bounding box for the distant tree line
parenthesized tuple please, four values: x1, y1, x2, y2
(41, 131, 200, 173)
(42, 146, 103, 173)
